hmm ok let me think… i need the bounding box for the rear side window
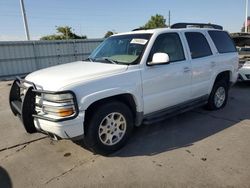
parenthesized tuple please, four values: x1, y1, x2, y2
(185, 32, 212, 59)
(208, 31, 237, 53)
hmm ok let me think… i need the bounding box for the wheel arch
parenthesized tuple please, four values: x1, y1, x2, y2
(209, 70, 232, 93)
(214, 70, 231, 84)
(83, 93, 143, 135)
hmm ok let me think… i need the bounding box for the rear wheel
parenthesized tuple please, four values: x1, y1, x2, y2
(84, 101, 134, 155)
(206, 79, 229, 110)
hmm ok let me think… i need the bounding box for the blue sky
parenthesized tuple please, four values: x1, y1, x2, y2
(0, 0, 247, 41)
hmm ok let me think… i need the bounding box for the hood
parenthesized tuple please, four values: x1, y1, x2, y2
(25, 61, 128, 90)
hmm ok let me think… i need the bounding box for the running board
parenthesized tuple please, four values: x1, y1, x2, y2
(143, 96, 208, 125)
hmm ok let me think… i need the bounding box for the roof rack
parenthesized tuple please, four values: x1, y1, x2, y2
(132, 28, 145, 31)
(171, 23, 223, 30)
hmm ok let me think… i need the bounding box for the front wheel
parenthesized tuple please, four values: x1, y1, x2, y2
(206, 79, 229, 110)
(84, 101, 134, 155)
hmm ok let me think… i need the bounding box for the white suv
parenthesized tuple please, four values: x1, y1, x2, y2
(9, 23, 238, 154)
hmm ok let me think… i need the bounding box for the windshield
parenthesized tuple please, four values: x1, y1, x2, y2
(88, 34, 152, 65)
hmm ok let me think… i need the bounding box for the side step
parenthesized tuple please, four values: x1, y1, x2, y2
(143, 96, 208, 125)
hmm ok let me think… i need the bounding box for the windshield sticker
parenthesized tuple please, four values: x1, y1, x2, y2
(130, 39, 148, 45)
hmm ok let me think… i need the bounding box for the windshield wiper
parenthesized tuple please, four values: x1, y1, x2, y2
(85, 57, 94, 62)
(103, 58, 119, 64)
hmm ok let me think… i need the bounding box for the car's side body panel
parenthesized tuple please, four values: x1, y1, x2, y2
(208, 53, 238, 91)
(141, 61, 192, 115)
(62, 66, 144, 113)
(141, 31, 192, 115)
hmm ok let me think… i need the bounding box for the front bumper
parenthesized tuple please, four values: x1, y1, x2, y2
(34, 112, 85, 139)
(9, 77, 84, 139)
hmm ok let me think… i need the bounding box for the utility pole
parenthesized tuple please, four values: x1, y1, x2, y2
(168, 10, 171, 28)
(20, 0, 30, 40)
(245, 0, 249, 33)
(66, 28, 68, 40)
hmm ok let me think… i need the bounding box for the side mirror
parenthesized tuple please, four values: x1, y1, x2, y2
(149, 53, 170, 65)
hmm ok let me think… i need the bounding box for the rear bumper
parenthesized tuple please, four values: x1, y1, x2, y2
(9, 77, 84, 139)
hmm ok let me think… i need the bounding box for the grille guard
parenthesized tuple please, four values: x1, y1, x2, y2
(9, 77, 79, 133)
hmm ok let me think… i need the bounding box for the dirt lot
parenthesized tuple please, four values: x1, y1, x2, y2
(0, 81, 250, 188)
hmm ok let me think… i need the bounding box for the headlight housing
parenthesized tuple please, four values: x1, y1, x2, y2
(43, 93, 74, 103)
(35, 92, 78, 120)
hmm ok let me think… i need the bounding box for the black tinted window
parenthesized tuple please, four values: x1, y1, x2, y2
(208, 31, 236, 53)
(185, 32, 212, 59)
(149, 33, 185, 62)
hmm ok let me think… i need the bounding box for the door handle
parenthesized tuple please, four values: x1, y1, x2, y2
(183, 67, 191, 73)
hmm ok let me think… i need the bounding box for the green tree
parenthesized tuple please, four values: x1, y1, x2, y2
(104, 31, 115, 38)
(41, 26, 87, 40)
(141, 14, 167, 29)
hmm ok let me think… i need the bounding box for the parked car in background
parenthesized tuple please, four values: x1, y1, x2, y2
(9, 23, 238, 154)
(238, 47, 250, 81)
(238, 61, 250, 81)
(238, 47, 250, 60)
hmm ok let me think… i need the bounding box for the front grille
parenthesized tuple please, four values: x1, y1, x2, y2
(245, 74, 250, 79)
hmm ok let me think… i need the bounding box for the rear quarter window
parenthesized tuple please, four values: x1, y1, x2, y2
(208, 31, 237, 53)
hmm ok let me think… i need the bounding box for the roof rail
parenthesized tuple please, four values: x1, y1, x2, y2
(171, 23, 223, 30)
(132, 28, 145, 31)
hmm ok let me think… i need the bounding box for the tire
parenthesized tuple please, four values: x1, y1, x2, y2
(84, 101, 134, 155)
(206, 79, 229, 110)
